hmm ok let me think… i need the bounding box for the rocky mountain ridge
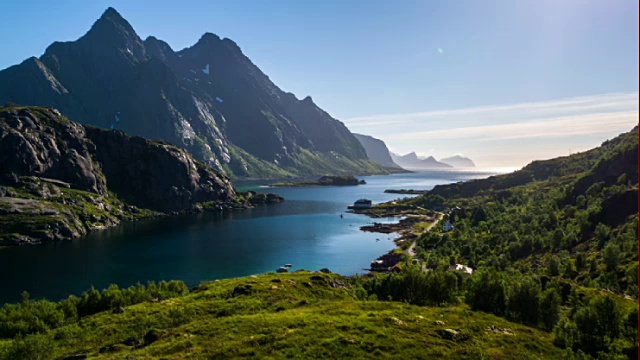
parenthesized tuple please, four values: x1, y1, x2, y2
(391, 152, 453, 170)
(0, 7, 385, 179)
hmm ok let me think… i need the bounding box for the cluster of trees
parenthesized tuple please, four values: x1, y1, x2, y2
(380, 128, 638, 358)
(354, 268, 636, 358)
(414, 180, 637, 297)
(0, 280, 188, 339)
(554, 296, 638, 358)
(352, 268, 463, 306)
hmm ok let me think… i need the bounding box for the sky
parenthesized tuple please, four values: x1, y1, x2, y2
(0, 0, 637, 169)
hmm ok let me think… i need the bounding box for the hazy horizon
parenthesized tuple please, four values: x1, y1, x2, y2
(0, 0, 637, 168)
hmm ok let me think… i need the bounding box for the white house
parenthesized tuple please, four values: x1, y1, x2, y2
(448, 264, 473, 274)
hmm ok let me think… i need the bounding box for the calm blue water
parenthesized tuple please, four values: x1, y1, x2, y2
(0, 170, 494, 304)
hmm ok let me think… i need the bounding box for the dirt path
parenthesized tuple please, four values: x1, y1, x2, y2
(407, 213, 443, 263)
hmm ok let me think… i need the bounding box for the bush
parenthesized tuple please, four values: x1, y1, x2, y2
(0, 281, 190, 339)
(4, 333, 54, 360)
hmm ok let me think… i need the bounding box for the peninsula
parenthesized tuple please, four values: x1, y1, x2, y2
(270, 175, 366, 187)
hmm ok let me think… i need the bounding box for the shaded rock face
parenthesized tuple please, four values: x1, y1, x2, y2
(0, 7, 382, 179)
(353, 133, 402, 169)
(85, 127, 236, 212)
(0, 107, 106, 194)
(0, 106, 237, 213)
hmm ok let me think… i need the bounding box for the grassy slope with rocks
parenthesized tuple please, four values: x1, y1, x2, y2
(0, 271, 562, 360)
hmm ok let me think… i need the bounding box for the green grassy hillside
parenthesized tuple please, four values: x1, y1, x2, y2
(386, 127, 639, 358)
(0, 272, 563, 359)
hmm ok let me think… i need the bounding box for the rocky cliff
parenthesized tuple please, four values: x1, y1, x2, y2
(0, 7, 385, 179)
(0, 106, 242, 245)
(353, 133, 404, 170)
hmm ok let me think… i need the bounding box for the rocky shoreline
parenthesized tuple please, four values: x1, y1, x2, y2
(354, 204, 438, 272)
(0, 106, 285, 246)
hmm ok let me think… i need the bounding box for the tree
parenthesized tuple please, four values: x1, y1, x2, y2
(573, 296, 623, 355)
(539, 288, 561, 330)
(602, 243, 620, 273)
(466, 270, 507, 316)
(507, 277, 540, 325)
(595, 223, 611, 248)
(548, 256, 560, 277)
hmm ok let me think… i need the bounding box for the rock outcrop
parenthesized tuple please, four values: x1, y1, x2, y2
(0, 106, 240, 244)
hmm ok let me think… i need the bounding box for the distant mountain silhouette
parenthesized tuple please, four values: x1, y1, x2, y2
(390, 152, 452, 169)
(353, 134, 404, 170)
(0, 8, 384, 179)
(440, 155, 476, 168)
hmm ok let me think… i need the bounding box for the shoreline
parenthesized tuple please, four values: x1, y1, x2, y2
(0, 191, 284, 247)
(351, 204, 440, 273)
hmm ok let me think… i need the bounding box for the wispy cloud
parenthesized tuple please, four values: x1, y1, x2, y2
(344, 92, 638, 168)
(345, 92, 638, 129)
(386, 111, 637, 141)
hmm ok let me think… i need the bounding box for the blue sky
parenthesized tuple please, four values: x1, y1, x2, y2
(0, 0, 637, 168)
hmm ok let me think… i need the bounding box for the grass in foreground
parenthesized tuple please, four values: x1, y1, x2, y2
(0, 271, 562, 359)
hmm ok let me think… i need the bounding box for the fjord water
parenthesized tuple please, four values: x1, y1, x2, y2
(0, 170, 493, 304)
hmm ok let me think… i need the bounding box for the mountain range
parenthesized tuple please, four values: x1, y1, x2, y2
(390, 152, 453, 170)
(0, 8, 384, 179)
(439, 155, 476, 168)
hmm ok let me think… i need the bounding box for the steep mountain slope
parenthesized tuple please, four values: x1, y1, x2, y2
(0, 106, 242, 245)
(353, 133, 404, 169)
(0, 8, 384, 179)
(391, 152, 452, 169)
(440, 155, 476, 168)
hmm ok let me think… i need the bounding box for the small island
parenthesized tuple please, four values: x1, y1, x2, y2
(271, 175, 366, 187)
(384, 189, 429, 194)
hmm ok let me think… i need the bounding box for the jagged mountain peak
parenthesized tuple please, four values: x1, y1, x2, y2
(197, 32, 222, 45)
(73, 7, 146, 59)
(404, 152, 419, 160)
(100, 7, 125, 22)
(0, 8, 384, 179)
(88, 7, 137, 38)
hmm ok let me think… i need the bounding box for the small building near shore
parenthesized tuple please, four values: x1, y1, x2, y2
(353, 199, 372, 209)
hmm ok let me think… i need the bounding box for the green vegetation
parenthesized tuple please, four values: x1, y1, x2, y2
(0, 272, 563, 359)
(271, 175, 365, 187)
(0, 121, 635, 358)
(377, 127, 638, 358)
(224, 145, 387, 180)
(0, 177, 159, 245)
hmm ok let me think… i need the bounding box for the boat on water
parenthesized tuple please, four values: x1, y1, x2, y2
(277, 266, 289, 273)
(284, 264, 293, 267)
